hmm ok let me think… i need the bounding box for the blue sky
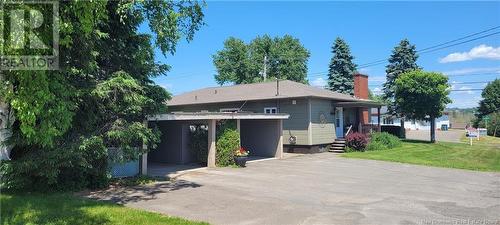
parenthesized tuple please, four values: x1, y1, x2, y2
(148, 1, 500, 108)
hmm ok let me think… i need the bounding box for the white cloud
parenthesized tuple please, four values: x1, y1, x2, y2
(442, 67, 500, 75)
(311, 77, 327, 88)
(458, 86, 474, 94)
(448, 96, 482, 108)
(358, 68, 370, 74)
(440, 45, 500, 63)
(156, 82, 173, 91)
(371, 87, 383, 95)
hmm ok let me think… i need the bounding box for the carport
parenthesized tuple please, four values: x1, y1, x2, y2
(140, 112, 289, 175)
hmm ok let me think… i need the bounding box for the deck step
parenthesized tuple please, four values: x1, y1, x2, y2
(328, 149, 345, 153)
(329, 146, 345, 150)
(331, 143, 345, 147)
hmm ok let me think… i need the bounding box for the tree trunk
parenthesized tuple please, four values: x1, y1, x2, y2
(430, 116, 436, 143)
(0, 100, 14, 160)
(0, 75, 14, 160)
(400, 116, 406, 139)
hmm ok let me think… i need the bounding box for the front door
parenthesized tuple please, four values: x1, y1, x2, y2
(335, 107, 344, 138)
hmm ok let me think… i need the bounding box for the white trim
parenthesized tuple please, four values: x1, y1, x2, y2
(264, 107, 278, 114)
(308, 98, 312, 145)
(148, 112, 289, 121)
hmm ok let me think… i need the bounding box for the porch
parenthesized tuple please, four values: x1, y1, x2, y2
(335, 101, 384, 137)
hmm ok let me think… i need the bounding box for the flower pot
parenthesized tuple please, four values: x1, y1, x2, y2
(234, 156, 248, 167)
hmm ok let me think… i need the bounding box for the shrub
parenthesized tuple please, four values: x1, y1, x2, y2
(345, 132, 368, 151)
(216, 128, 240, 167)
(370, 132, 402, 149)
(0, 136, 109, 192)
(189, 125, 208, 164)
(365, 141, 387, 151)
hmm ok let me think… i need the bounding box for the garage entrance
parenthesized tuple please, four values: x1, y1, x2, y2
(141, 112, 289, 176)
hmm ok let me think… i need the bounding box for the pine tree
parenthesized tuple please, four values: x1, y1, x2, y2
(327, 38, 357, 95)
(383, 39, 421, 114)
(383, 39, 420, 138)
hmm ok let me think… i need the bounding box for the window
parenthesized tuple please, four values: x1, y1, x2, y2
(264, 107, 277, 114)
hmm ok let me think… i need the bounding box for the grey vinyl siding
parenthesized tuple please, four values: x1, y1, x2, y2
(310, 98, 335, 144)
(279, 98, 310, 145)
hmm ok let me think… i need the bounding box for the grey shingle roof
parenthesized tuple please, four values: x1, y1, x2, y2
(167, 80, 365, 106)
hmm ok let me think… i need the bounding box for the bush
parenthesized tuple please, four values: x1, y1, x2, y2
(369, 132, 402, 150)
(216, 128, 240, 167)
(345, 132, 368, 151)
(189, 125, 208, 164)
(365, 141, 387, 151)
(1, 136, 109, 192)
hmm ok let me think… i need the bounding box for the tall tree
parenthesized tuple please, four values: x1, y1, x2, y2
(327, 38, 357, 95)
(383, 39, 421, 137)
(394, 71, 451, 143)
(213, 35, 310, 85)
(213, 37, 252, 85)
(0, 1, 205, 191)
(477, 79, 500, 118)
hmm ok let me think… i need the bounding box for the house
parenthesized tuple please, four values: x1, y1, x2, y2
(370, 106, 450, 130)
(145, 74, 381, 167)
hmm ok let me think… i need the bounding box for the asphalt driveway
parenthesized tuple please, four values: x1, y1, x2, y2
(87, 154, 500, 225)
(406, 129, 464, 143)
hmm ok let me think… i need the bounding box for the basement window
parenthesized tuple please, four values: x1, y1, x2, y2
(264, 107, 277, 114)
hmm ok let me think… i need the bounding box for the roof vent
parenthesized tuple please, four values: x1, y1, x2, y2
(195, 95, 198, 100)
(214, 89, 218, 94)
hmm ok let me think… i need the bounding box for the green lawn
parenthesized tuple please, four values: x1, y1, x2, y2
(343, 136, 500, 172)
(0, 193, 208, 225)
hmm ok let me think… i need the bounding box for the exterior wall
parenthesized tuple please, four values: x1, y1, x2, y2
(169, 98, 311, 146)
(309, 98, 335, 145)
(279, 98, 310, 145)
(168, 97, 341, 147)
(240, 119, 281, 157)
(148, 121, 195, 164)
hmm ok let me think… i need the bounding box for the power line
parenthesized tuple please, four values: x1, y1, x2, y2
(450, 81, 491, 84)
(419, 31, 500, 54)
(451, 89, 484, 91)
(163, 26, 500, 81)
(418, 26, 500, 52)
(446, 73, 500, 77)
(355, 26, 500, 69)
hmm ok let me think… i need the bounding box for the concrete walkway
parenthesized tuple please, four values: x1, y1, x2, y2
(87, 153, 500, 225)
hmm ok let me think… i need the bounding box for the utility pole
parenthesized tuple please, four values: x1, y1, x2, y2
(263, 54, 268, 81)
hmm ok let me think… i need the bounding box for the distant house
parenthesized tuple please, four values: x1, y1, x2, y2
(370, 106, 450, 130)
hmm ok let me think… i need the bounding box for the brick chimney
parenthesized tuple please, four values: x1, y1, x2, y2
(353, 73, 370, 124)
(353, 73, 369, 99)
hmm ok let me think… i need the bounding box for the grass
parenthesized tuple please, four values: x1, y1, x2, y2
(343, 136, 500, 172)
(0, 193, 209, 225)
